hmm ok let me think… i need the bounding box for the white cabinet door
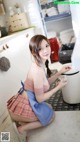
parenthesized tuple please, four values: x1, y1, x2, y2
(0, 29, 35, 120)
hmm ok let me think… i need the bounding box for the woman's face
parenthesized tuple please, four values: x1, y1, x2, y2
(38, 39, 51, 63)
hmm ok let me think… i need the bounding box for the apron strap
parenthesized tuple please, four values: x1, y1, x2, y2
(18, 81, 25, 95)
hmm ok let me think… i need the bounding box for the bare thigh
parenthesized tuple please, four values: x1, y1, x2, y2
(9, 111, 38, 123)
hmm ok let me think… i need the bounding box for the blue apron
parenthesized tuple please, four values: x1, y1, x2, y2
(19, 81, 54, 126)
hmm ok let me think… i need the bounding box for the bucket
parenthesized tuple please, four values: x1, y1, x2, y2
(61, 65, 80, 104)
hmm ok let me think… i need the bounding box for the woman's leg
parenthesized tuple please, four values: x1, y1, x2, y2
(18, 111, 55, 134)
(8, 107, 55, 134)
(8, 111, 43, 133)
(9, 111, 38, 122)
(18, 121, 43, 134)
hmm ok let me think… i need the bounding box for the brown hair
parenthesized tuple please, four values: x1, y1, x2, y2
(29, 34, 50, 64)
(29, 35, 52, 77)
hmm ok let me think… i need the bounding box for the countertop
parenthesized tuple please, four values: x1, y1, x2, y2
(0, 27, 35, 46)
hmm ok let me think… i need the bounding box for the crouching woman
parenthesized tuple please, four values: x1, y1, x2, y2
(7, 35, 71, 134)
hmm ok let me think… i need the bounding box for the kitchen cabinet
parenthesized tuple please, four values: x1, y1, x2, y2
(0, 28, 36, 127)
(0, 27, 35, 45)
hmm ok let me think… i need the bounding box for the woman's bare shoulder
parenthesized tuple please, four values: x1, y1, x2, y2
(26, 62, 43, 80)
(31, 62, 44, 74)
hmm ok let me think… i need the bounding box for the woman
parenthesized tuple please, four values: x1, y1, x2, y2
(7, 35, 71, 134)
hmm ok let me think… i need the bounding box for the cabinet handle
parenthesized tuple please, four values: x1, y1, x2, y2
(26, 34, 29, 38)
(5, 44, 9, 48)
(3, 46, 6, 50)
(0, 46, 5, 53)
(0, 44, 9, 53)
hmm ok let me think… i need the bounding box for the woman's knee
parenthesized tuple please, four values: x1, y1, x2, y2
(46, 103, 53, 109)
(49, 112, 55, 124)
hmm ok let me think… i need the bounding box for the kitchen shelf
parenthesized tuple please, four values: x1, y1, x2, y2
(44, 12, 71, 22)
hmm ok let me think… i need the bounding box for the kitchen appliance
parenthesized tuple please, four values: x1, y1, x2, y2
(62, 64, 80, 104)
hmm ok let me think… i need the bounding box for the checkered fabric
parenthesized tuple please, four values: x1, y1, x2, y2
(7, 94, 37, 120)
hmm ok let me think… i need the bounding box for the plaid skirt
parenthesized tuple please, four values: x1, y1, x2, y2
(7, 94, 37, 120)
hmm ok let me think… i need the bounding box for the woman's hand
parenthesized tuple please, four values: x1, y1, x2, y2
(57, 78, 67, 89)
(59, 65, 71, 75)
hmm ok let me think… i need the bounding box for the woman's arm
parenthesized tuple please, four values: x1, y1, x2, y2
(36, 78, 67, 103)
(32, 65, 71, 103)
(48, 65, 71, 85)
(48, 71, 60, 85)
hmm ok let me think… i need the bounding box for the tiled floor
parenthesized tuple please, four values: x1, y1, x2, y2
(47, 89, 80, 111)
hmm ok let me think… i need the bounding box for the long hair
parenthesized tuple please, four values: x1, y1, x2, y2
(45, 60, 52, 77)
(29, 35, 50, 65)
(29, 35, 52, 77)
